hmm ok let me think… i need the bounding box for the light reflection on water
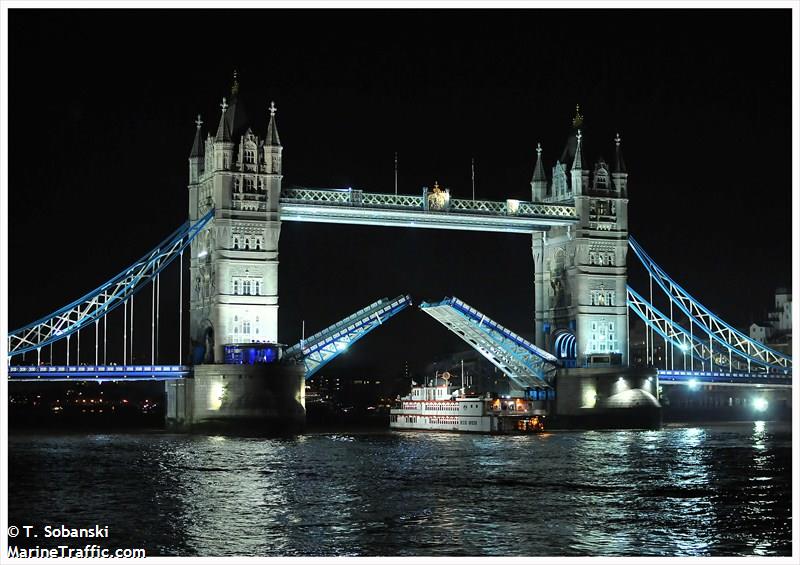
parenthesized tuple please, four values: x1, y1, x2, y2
(8, 422, 792, 557)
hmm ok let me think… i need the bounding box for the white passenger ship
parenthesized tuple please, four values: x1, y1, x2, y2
(390, 373, 546, 434)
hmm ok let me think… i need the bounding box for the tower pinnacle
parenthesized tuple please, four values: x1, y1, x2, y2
(266, 101, 281, 146)
(232, 70, 239, 95)
(613, 132, 627, 174)
(189, 114, 204, 159)
(572, 104, 584, 128)
(215, 97, 231, 142)
(571, 129, 583, 171)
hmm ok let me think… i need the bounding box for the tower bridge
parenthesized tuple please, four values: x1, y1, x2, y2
(6, 79, 792, 430)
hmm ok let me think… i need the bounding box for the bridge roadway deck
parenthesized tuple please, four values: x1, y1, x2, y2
(8, 365, 190, 381)
(657, 369, 792, 388)
(279, 187, 577, 233)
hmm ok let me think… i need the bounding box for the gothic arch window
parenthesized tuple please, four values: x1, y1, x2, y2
(233, 280, 239, 295)
(243, 320, 251, 334)
(255, 281, 261, 295)
(243, 280, 252, 295)
(233, 236, 239, 250)
(589, 252, 596, 265)
(606, 253, 614, 266)
(245, 178, 254, 192)
(256, 238, 262, 250)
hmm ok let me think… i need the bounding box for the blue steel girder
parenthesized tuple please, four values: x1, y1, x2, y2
(284, 295, 412, 379)
(657, 369, 792, 388)
(7, 365, 191, 381)
(419, 296, 559, 390)
(626, 286, 765, 373)
(8, 210, 215, 357)
(628, 236, 791, 370)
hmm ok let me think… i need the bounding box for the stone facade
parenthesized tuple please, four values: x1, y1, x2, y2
(532, 108, 630, 368)
(187, 83, 283, 363)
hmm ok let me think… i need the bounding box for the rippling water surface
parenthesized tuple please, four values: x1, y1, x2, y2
(8, 422, 792, 556)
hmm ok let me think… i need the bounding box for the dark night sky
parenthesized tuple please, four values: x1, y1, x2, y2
(7, 9, 794, 377)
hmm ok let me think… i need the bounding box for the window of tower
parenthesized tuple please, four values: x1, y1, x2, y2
(243, 280, 252, 295)
(245, 178, 254, 192)
(245, 150, 255, 164)
(256, 238, 262, 250)
(255, 281, 261, 295)
(233, 280, 239, 295)
(233, 236, 239, 250)
(243, 320, 251, 335)
(245, 237, 250, 250)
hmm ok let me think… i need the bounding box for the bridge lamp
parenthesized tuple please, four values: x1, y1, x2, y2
(753, 397, 768, 412)
(687, 378, 699, 391)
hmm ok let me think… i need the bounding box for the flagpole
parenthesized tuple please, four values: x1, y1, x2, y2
(471, 157, 475, 200)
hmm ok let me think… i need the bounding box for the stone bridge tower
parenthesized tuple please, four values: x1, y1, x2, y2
(531, 107, 630, 368)
(186, 75, 283, 363)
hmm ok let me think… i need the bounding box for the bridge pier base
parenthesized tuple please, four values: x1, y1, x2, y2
(165, 364, 306, 434)
(551, 367, 661, 429)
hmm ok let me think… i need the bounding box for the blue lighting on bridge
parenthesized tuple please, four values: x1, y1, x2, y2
(7, 365, 191, 382)
(223, 343, 280, 365)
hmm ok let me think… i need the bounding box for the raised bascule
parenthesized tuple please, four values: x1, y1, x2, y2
(7, 78, 793, 431)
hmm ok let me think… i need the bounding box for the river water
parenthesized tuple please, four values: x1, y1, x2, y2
(7, 422, 793, 557)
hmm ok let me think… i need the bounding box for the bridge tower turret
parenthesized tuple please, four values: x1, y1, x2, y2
(534, 110, 630, 368)
(187, 76, 283, 363)
(188, 114, 204, 184)
(530, 142, 547, 202)
(611, 133, 628, 197)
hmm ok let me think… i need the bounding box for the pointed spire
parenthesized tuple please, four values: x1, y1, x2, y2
(266, 101, 281, 146)
(532, 142, 546, 182)
(215, 97, 232, 142)
(190, 114, 204, 157)
(613, 132, 627, 174)
(571, 129, 583, 171)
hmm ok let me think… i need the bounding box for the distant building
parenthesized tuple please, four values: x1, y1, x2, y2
(749, 288, 792, 355)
